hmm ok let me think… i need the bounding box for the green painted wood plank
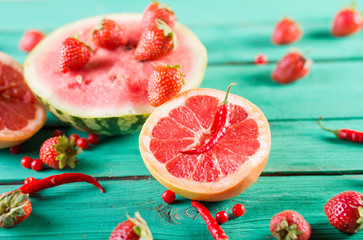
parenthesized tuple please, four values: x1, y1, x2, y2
(0, 175, 362, 239)
(0, 0, 352, 30)
(202, 61, 363, 120)
(0, 119, 362, 182)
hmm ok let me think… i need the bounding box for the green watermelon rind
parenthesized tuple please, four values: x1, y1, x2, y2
(24, 13, 207, 135)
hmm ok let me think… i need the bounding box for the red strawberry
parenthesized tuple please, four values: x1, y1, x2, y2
(109, 212, 152, 240)
(92, 19, 127, 49)
(331, 6, 362, 37)
(271, 51, 312, 84)
(19, 29, 45, 52)
(0, 190, 32, 228)
(324, 191, 363, 234)
(39, 135, 81, 169)
(147, 64, 184, 107)
(141, 0, 176, 29)
(272, 18, 302, 45)
(58, 37, 93, 73)
(270, 210, 311, 240)
(134, 19, 178, 61)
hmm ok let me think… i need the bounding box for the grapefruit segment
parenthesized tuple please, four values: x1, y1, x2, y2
(139, 88, 271, 201)
(0, 51, 46, 148)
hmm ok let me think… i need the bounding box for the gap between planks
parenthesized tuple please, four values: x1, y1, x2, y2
(1, 171, 363, 186)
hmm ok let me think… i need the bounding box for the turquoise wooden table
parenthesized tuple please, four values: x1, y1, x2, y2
(1, 0, 363, 239)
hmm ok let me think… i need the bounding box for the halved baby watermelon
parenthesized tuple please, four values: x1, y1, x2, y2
(24, 13, 207, 135)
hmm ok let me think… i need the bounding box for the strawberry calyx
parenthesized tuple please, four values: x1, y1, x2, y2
(54, 136, 82, 169)
(90, 19, 106, 41)
(166, 64, 185, 85)
(74, 33, 94, 54)
(0, 190, 29, 228)
(356, 206, 363, 233)
(273, 217, 302, 240)
(156, 19, 178, 50)
(152, 0, 174, 13)
(127, 211, 153, 239)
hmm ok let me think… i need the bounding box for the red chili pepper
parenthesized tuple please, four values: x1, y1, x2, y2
(318, 117, 363, 143)
(18, 173, 105, 196)
(191, 200, 229, 240)
(181, 83, 236, 155)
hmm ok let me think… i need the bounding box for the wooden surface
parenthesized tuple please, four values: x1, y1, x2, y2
(1, 0, 362, 239)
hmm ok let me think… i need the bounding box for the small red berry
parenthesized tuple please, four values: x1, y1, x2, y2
(215, 211, 229, 224)
(21, 156, 33, 169)
(24, 177, 36, 185)
(77, 137, 89, 150)
(69, 134, 80, 142)
(232, 203, 245, 217)
(9, 145, 21, 154)
(87, 133, 100, 145)
(31, 158, 44, 171)
(162, 190, 176, 204)
(52, 129, 64, 137)
(255, 54, 268, 65)
(19, 29, 45, 52)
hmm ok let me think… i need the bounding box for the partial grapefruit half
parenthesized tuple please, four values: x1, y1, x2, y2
(139, 88, 271, 201)
(0, 52, 46, 149)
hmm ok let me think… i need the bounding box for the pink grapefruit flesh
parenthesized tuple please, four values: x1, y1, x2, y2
(0, 51, 46, 148)
(139, 88, 271, 201)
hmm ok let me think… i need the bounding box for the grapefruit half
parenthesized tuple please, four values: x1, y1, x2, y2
(0, 52, 46, 149)
(24, 13, 207, 135)
(139, 88, 271, 201)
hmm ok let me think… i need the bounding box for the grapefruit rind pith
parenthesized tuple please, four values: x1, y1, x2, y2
(24, 13, 207, 135)
(139, 88, 271, 201)
(0, 52, 47, 148)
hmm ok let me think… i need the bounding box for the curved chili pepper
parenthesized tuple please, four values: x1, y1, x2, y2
(18, 173, 105, 196)
(318, 117, 363, 143)
(181, 83, 236, 155)
(191, 200, 229, 240)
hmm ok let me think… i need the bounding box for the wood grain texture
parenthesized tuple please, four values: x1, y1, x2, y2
(0, 175, 362, 239)
(0, 119, 362, 182)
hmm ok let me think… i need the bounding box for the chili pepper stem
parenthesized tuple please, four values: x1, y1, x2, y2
(222, 83, 237, 105)
(318, 117, 339, 136)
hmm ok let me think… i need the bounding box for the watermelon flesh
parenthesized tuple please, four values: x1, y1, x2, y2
(25, 14, 207, 135)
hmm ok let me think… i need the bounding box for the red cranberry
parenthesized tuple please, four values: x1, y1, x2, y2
(77, 137, 89, 150)
(232, 203, 245, 217)
(162, 190, 176, 204)
(216, 211, 229, 224)
(31, 158, 44, 171)
(255, 54, 268, 65)
(21, 156, 33, 169)
(9, 145, 21, 154)
(87, 133, 100, 145)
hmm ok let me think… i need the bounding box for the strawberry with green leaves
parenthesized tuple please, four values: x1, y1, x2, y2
(147, 64, 184, 107)
(134, 19, 178, 61)
(0, 190, 31, 228)
(324, 191, 363, 234)
(39, 135, 82, 169)
(270, 210, 311, 240)
(58, 36, 93, 73)
(109, 212, 152, 240)
(142, 0, 176, 29)
(92, 19, 127, 49)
